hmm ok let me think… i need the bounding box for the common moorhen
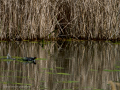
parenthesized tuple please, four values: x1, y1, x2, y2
(23, 57, 37, 64)
(23, 57, 37, 61)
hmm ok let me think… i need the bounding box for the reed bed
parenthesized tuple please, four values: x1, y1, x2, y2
(0, 0, 120, 40)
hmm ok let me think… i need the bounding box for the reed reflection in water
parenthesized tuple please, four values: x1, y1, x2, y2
(0, 41, 120, 90)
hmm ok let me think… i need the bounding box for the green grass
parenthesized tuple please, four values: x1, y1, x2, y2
(57, 73, 70, 75)
(0, 81, 31, 85)
(46, 72, 55, 74)
(56, 67, 64, 69)
(36, 58, 47, 60)
(90, 69, 98, 71)
(103, 69, 120, 72)
(56, 81, 79, 83)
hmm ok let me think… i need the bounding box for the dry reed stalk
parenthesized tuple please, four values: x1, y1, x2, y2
(0, 0, 120, 40)
(108, 81, 116, 90)
(108, 81, 120, 90)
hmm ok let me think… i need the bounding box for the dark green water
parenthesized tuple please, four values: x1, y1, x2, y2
(0, 41, 120, 90)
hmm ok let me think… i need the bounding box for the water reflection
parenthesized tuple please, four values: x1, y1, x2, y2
(0, 41, 120, 90)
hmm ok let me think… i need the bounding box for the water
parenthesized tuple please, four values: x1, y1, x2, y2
(0, 41, 120, 90)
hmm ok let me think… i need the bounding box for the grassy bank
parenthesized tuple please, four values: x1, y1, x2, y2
(0, 0, 120, 40)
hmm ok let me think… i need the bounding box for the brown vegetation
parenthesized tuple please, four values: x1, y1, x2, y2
(0, 0, 120, 40)
(108, 81, 120, 90)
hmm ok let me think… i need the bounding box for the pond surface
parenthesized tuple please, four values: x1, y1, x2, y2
(0, 41, 120, 90)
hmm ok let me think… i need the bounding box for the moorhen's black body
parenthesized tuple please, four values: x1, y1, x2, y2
(23, 57, 37, 64)
(23, 57, 37, 61)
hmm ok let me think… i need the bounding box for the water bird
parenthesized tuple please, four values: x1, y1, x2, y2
(7, 54, 15, 60)
(23, 57, 37, 64)
(22, 57, 37, 61)
(7, 54, 11, 59)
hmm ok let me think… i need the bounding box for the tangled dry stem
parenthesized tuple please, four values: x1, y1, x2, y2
(0, 0, 120, 40)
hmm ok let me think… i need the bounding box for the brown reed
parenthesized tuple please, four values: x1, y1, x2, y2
(108, 81, 120, 90)
(0, 0, 120, 40)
